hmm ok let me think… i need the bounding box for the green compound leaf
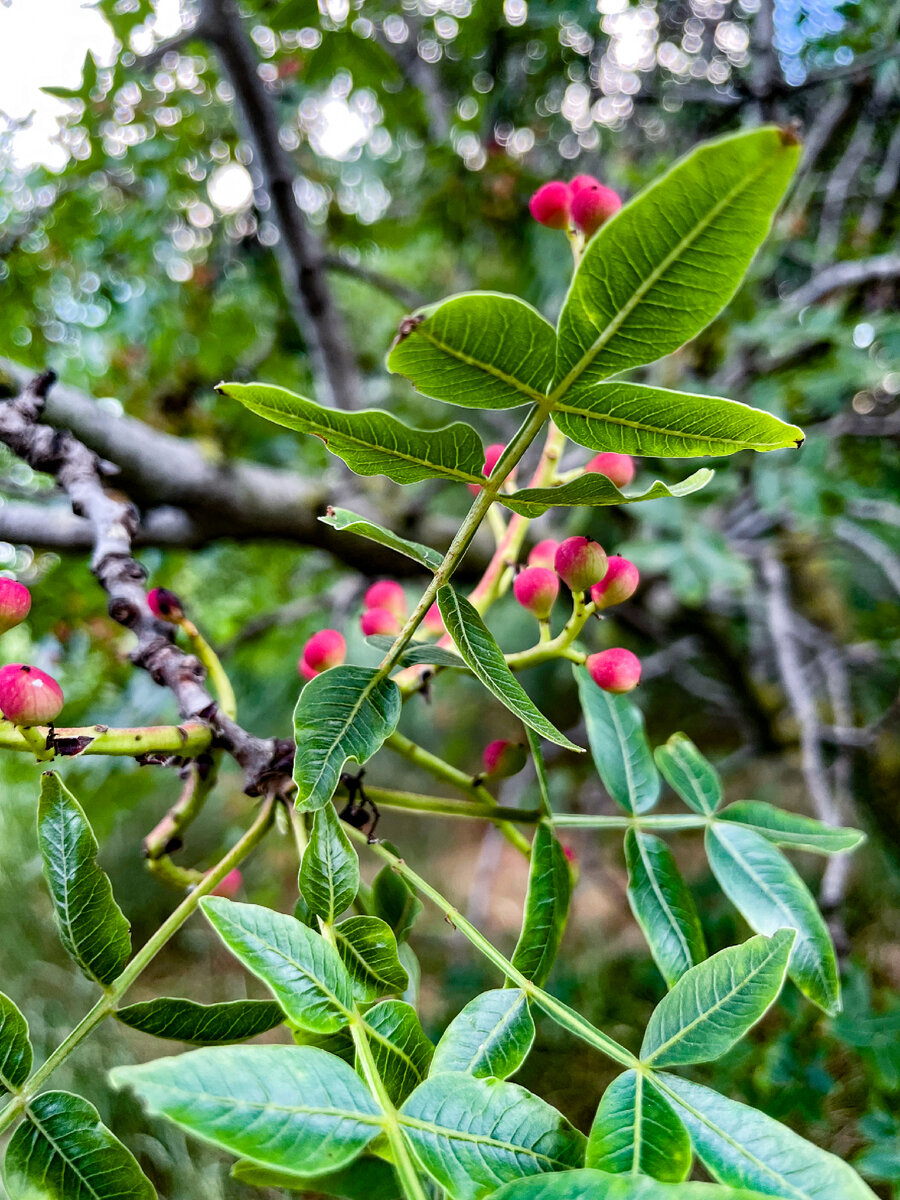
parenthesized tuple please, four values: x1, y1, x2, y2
(552, 383, 803, 459)
(231, 1155, 401, 1198)
(502, 469, 713, 518)
(201, 898, 353, 1033)
(586, 1069, 691, 1182)
(553, 127, 800, 392)
(294, 666, 402, 811)
(221, 382, 484, 485)
(716, 801, 865, 854)
(625, 830, 707, 988)
(387, 292, 556, 410)
(705, 824, 841, 1015)
(654, 734, 722, 816)
(366, 635, 468, 670)
(38, 771, 132, 987)
(641, 930, 794, 1067)
(299, 802, 360, 923)
(400, 1072, 586, 1200)
(0, 991, 32, 1094)
(438, 586, 580, 751)
(655, 1072, 879, 1200)
(431, 989, 535, 1081)
(511, 825, 573, 988)
(3, 1090, 156, 1200)
(372, 851, 423, 944)
(112, 1045, 382, 1179)
(362, 999, 434, 1105)
(320, 507, 443, 571)
(575, 668, 659, 814)
(116, 997, 284, 1045)
(333, 915, 409, 1002)
(489, 1171, 779, 1198)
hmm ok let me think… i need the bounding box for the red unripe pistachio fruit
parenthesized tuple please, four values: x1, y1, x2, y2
(299, 657, 318, 682)
(468, 442, 513, 495)
(554, 536, 608, 593)
(591, 556, 639, 610)
(586, 451, 635, 489)
(571, 182, 622, 237)
(586, 648, 641, 694)
(527, 539, 560, 570)
(210, 868, 242, 898)
(528, 181, 572, 230)
(570, 173, 600, 194)
(302, 629, 346, 673)
(0, 579, 31, 635)
(0, 663, 64, 725)
(364, 580, 406, 621)
(513, 567, 559, 620)
(482, 739, 527, 779)
(147, 586, 185, 623)
(361, 607, 401, 637)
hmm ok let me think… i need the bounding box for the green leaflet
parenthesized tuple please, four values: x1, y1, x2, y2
(116, 997, 284, 1045)
(294, 666, 402, 811)
(586, 1069, 691, 1182)
(0, 990, 31, 1094)
(431, 989, 535, 1081)
(438, 586, 581, 751)
(624, 830, 707, 988)
(553, 127, 801, 392)
(112, 1045, 382, 1179)
(400, 1072, 586, 1200)
(37, 772, 132, 987)
(705, 824, 841, 1015)
(231, 1155, 401, 1198)
(716, 801, 865, 854)
(654, 734, 722, 816)
(4, 1090, 156, 1200)
(319, 507, 444, 571)
(387, 291, 556, 409)
(220, 382, 484, 485)
(299, 802, 360, 922)
(655, 1073, 879, 1200)
(552, 383, 803, 459)
(361, 999, 434, 1105)
(333, 915, 409, 1002)
(502, 469, 713, 518)
(575, 668, 660, 814)
(511, 825, 572, 988)
(489, 1172, 778, 1198)
(201, 898, 353, 1032)
(640, 930, 795, 1067)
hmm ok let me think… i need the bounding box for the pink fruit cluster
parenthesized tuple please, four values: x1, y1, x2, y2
(529, 174, 622, 238)
(299, 628, 346, 681)
(360, 580, 407, 638)
(0, 580, 66, 726)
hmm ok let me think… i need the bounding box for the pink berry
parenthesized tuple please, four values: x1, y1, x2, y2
(147, 587, 184, 623)
(302, 629, 346, 673)
(585, 452, 635, 489)
(570, 173, 600, 194)
(586, 648, 641, 694)
(482, 739, 527, 779)
(211, 868, 242, 898)
(299, 657, 318, 682)
(527, 540, 559, 570)
(554, 537, 608, 593)
(0, 579, 31, 635)
(529, 181, 572, 230)
(469, 443, 513, 495)
(0, 663, 64, 725)
(361, 607, 400, 637)
(513, 567, 558, 620)
(571, 183, 622, 237)
(364, 581, 406, 621)
(591, 556, 639, 610)
(423, 603, 444, 635)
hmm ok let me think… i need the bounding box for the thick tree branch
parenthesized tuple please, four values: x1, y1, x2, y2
(784, 252, 900, 308)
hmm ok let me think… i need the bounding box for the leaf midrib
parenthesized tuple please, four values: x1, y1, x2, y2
(398, 1114, 571, 1167)
(553, 396, 795, 450)
(413, 326, 549, 404)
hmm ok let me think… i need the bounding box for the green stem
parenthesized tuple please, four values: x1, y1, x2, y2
(182, 620, 238, 721)
(551, 813, 710, 831)
(357, 783, 541, 825)
(0, 720, 212, 758)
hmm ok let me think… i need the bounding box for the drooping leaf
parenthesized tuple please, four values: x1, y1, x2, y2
(511, 825, 572, 987)
(0, 991, 32, 1094)
(362, 999, 434, 1105)
(387, 292, 556, 409)
(502, 469, 713, 518)
(116, 997, 284, 1044)
(553, 127, 801, 391)
(37, 772, 131, 986)
(221, 382, 484, 485)
(201, 898, 353, 1033)
(366, 635, 468, 670)
(299, 802, 360, 923)
(400, 1072, 586, 1200)
(293, 666, 402, 811)
(431, 989, 535, 1081)
(705, 824, 841, 1014)
(656, 1073, 879, 1199)
(552, 383, 802, 459)
(716, 802, 864, 854)
(640, 930, 794, 1067)
(654, 734, 722, 815)
(489, 1171, 778, 1198)
(624, 830, 707, 988)
(333, 915, 409, 1001)
(231, 1155, 400, 1198)
(3, 1090, 156, 1200)
(372, 852, 423, 944)
(586, 1069, 691, 1182)
(575, 669, 659, 814)
(438, 587, 580, 751)
(112, 1046, 382, 1178)
(319, 507, 443, 571)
